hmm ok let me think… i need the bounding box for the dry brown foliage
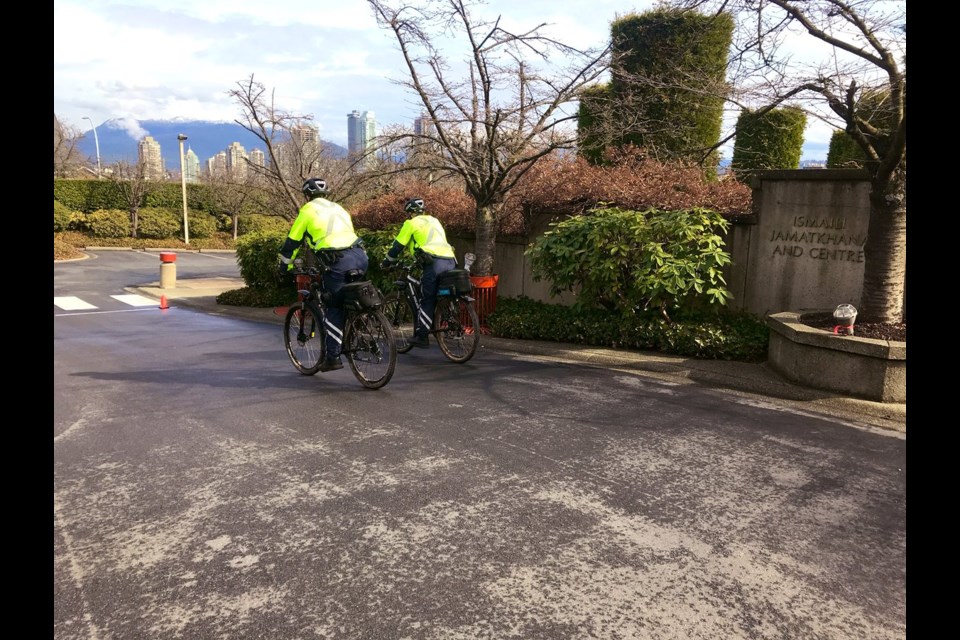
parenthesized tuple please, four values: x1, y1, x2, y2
(350, 181, 478, 235)
(510, 147, 752, 220)
(349, 148, 753, 237)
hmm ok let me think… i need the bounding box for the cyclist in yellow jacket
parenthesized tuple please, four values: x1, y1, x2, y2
(380, 197, 457, 348)
(278, 178, 369, 372)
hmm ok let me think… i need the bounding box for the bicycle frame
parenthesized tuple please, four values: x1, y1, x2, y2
(283, 264, 397, 389)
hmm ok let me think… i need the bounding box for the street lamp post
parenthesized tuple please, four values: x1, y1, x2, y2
(82, 117, 101, 178)
(178, 134, 190, 244)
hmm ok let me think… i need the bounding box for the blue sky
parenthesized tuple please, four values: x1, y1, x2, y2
(54, 0, 832, 160)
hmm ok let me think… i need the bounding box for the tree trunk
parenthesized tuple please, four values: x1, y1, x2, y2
(473, 204, 500, 276)
(860, 164, 906, 324)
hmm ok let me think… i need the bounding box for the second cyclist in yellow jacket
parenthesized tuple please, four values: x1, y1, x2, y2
(380, 197, 457, 348)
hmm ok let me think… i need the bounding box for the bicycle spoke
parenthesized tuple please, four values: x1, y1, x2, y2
(344, 310, 397, 389)
(284, 304, 325, 375)
(434, 297, 480, 363)
(384, 292, 416, 354)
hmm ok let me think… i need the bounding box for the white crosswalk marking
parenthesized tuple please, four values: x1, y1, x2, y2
(111, 294, 159, 307)
(54, 296, 97, 311)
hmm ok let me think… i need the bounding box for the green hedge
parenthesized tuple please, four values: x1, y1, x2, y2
(488, 296, 768, 361)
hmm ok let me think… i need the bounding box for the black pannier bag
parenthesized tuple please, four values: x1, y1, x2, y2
(340, 281, 384, 311)
(436, 269, 472, 297)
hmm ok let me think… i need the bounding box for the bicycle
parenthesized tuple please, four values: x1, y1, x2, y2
(282, 260, 397, 389)
(381, 262, 480, 364)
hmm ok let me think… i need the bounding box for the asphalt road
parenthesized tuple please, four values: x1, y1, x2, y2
(54, 251, 906, 640)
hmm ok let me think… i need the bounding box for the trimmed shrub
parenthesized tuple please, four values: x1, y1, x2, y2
(827, 130, 868, 168)
(188, 212, 217, 239)
(603, 8, 733, 174)
(54, 200, 79, 232)
(136, 207, 182, 239)
(84, 209, 131, 238)
(731, 106, 807, 182)
(238, 214, 290, 235)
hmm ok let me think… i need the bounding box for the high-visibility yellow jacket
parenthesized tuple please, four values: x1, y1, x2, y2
(387, 214, 456, 261)
(279, 198, 359, 267)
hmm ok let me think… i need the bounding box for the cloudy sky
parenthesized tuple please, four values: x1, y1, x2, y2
(54, 0, 832, 160)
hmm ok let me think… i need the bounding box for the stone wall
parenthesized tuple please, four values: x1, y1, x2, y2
(725, 169, 873, 316)
(448, 169, 902, 318)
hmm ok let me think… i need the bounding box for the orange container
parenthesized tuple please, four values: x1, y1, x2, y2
(469, 274, 499, 334)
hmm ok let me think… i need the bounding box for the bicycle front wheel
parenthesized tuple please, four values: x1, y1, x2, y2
(383, 291, 416, 354)
(434, 297, 480, 364)
(284, 303, 326, 375)
(343, 310, 398, 389)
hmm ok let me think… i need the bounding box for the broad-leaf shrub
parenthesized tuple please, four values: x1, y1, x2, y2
(236, 230, 289, 290)
(526, 206, 732, 321)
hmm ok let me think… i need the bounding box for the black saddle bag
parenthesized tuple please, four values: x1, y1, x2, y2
(436, 269, 472, 297)
(340, 281, 384, 311)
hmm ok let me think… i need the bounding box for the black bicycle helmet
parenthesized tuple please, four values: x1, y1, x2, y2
(404, 197, 425, 215)
(302, 177, 328, 198)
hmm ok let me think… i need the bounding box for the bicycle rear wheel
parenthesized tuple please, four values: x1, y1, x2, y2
(284, 303, 325, 375)
(383, 291, 416, 354)
(434, 297, 480, 363)
(343, 309, 398, 389)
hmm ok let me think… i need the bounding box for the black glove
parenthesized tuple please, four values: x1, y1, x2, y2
(380, 259, 392, 270)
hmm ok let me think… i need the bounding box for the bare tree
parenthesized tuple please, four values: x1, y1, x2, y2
(110, 159, 150, 239)
(54, 114, 89, 178)
(204, 170, 261, 240)
(228, 74, 356, 221)
(366, 0, 609, 276)
(671, 0, 906, 323)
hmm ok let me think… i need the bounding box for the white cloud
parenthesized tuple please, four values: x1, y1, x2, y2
(55, 0, 836, 158)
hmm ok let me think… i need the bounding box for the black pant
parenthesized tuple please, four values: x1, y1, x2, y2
(323, 247, 369, 358)
(417, 257, 457, 338)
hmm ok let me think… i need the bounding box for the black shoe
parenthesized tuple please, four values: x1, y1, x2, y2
(319, 357, 343, 372)
(411, 335, 430, 349)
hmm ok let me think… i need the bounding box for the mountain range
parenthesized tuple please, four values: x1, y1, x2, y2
(76, 119, 347, 170)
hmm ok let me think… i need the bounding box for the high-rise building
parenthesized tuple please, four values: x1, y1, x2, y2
(414, 113, 434, 137)
(184, 147, 201, 183)
(138, 135, 165, 180)
(207, 151, 227, 177)
(347, 110, 376, 163)
(249, 148, 265, 169)
(226, 141, 248, 180)
(291, 125, 321, 173)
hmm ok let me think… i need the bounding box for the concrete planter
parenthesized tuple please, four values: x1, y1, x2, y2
(766, 311, 906, 403)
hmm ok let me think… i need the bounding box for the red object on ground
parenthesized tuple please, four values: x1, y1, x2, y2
(160, 295, 169, 309)
(469, 274, 499, 335)
(160, 252, 177, 263)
